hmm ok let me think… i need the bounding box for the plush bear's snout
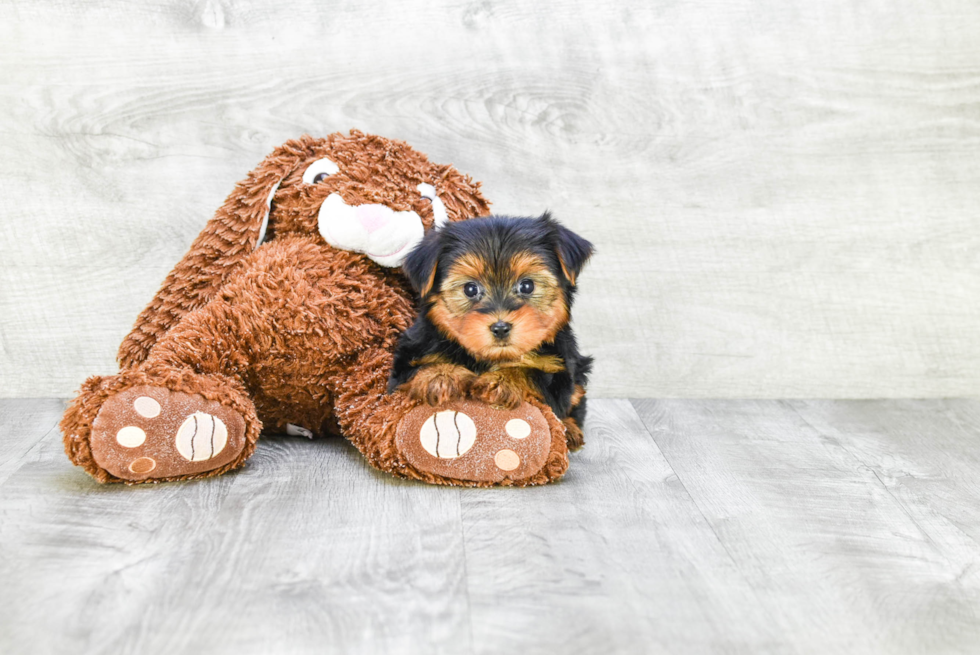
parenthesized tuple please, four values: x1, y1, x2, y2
(317, 192, 425, 267)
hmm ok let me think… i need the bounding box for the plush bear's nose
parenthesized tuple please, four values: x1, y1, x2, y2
(354, 204, 395, 234)
(490, 321, 512, 339)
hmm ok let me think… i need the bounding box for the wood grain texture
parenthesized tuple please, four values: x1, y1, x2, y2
(2, 0, 980, 397)
(5, 397, 980, 653)
(0, 397, 64, 486)
(458, 398, 784, 654)
(0, 410, 472, 654)
(632, 398, 980, 654)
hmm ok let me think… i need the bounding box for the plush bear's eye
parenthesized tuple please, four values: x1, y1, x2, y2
(302, 157, 339, 185)
(518, 279, 535, 295)
(463, 282, 481, 299)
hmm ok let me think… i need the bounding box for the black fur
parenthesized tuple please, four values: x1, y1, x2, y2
(389, 214, 594, 423)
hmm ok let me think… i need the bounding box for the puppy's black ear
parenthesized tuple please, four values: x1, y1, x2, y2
(402, 229, 443, 296)
(543, 212, 593, 285)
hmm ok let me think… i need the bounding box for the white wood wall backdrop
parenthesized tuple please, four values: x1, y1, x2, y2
(2, 0, 979, 398)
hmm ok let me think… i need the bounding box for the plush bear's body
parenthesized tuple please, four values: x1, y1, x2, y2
(61, 132, 572, 486)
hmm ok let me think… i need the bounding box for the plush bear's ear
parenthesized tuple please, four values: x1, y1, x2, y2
(543, 212, 593, 285)
(117, 137, 318, 369)
(402, 228, 445, 297)
(222, 137, 320, 250)
(432, 165, 492, 223)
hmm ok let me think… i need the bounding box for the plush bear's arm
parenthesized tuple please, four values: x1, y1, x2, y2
(328, 345, 419, 470)
(117, 140, 319, 369)
(117, 210, 260, 369)
(328, 343, 570, 486)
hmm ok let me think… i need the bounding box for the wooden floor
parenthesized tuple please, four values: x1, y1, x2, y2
(2, 398, 979, 654)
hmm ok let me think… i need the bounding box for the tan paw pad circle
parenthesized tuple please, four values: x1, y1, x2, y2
(116, 425, 146, 448)
(419, 410, 477, 459)
(133, 396, 161, 418)
(175, 412, 228, 462)
(505, 418, 531, 439)
(494, 449, 520, 471)
(129, 457, 156, 474)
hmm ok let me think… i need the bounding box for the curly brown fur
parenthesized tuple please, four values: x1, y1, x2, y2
(389, 214, 594, 448)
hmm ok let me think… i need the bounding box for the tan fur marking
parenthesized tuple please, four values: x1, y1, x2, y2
(506, 303, 569, 357)
(410, 353, 454, 368)
(492, 353, 565, 374)
(434, 253, 489, 317)
(558, 258, 576, 285)
(447, 253, 488, 284)
(399, 363, 477, 407)
(562, 417, 585, 450)
(509, 253, 548, 279)
(419, 264, 438, 298)
(427, 302, 498, 357)
(469, 368, 541, 409)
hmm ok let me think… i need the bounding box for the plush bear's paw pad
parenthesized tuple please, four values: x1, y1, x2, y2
(395, 400, 551, 484)
(90, 385, 247, 481)
(418, 410, 477, 458)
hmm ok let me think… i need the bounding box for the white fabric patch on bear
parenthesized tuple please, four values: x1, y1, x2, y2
(259, 173, 444, 265)
(255, 180, 281, 249)
(286, 423, 314, 439)
(317, 193, 425, 267)
(417, 183, 449, 228)
(419, 410, 477, 459)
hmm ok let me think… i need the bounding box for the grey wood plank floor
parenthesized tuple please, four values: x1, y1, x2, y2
(1, 398, 978, 655)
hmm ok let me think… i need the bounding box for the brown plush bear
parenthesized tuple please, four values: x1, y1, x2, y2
(61, 131, 571, 486)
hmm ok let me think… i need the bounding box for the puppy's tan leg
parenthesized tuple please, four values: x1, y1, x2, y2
(562, 417, 585, 451)
(563, 383, 588, 450)
(399, 364, 476, 407)
(469, 369, 536, 410)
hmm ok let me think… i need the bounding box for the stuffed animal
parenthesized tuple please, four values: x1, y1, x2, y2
(61, 131, 571, 486)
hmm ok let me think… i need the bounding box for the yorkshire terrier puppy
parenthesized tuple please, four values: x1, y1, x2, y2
(388, 213, 594, 449)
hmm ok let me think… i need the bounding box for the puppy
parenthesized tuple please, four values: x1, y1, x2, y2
(388, 213, 594, 449)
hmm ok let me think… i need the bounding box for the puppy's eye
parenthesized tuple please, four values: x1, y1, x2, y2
(463, 282, 481, 299)
(518, 279, 535, 295)
(302, 157, 340, 184)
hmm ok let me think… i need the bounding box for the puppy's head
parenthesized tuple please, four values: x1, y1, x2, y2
(404, 214, 593, 361)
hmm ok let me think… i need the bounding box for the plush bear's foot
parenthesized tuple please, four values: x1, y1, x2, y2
(89, 385, 248, 482)
(395, 399, 558, 484)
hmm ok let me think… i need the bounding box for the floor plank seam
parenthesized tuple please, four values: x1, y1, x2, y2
(868, 467, 954, 565)
(626, 399, 752, 577)
(455, 489, 477, 655)
(784, 401, 959, 568)
(0, 417, 61, 488)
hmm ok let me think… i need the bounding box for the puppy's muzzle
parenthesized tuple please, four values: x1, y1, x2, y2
(490, 321, 512, 339)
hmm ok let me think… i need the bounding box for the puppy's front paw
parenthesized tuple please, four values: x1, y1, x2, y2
(469, 372, 524, 410)
(420, 375, 465, 407)
(401, 365, 476, 407)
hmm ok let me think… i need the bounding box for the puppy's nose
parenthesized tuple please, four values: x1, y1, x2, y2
(490, 321, 512, 339)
